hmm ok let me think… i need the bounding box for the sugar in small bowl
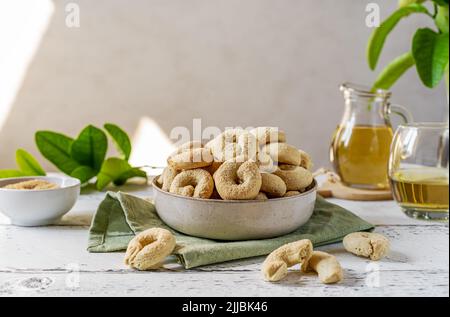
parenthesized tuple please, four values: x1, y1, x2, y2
(0, 176, 80, 226)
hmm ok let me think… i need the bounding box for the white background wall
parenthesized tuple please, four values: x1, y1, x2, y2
(0, 0, 448, 170)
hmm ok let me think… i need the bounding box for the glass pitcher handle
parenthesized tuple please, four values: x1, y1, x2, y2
(389, 104, 414, 124)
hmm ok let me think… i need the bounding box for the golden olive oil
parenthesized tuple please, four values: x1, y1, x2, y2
(390, 168, 449, 211)
(330, 125, 393, 189)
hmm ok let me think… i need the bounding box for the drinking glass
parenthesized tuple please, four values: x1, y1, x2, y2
(389, 123, 449, 221)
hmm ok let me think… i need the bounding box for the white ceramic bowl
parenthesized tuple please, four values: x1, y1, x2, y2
(0, 176, 80, 226)
(152, 177, 317, 241)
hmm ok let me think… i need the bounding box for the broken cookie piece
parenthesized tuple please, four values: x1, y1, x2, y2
(343, 232, 390, 261)
(303, 251, 343, 284)
(262, 239, 313, 282)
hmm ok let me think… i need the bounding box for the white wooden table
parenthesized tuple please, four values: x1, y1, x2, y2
(0, 184, 448, 297)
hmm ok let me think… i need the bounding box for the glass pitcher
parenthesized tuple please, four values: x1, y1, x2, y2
(330, 83, 412, 190)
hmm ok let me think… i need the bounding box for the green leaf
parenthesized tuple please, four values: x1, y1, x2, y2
(104, 123, 132, 161)
(70, 165, 97, 184)
(71, 125, 108, 172)
(35, 131, 80, 175)
(15, 149, 46, 176)
(113, 168, 147, 186)
(96, 158, 146, 190)
(367, 4, 429, 70)
(412, 28, 449, 88)
(96, 158, 129, 190)
(372, 52, 416, 90)
(0, 170, 27, 179)
(435, 5, 449, 34)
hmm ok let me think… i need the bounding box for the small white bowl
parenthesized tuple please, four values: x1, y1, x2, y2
(0, 176, 80, 226)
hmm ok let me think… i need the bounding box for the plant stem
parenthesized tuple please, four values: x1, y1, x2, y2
(446, 64, 449, 107)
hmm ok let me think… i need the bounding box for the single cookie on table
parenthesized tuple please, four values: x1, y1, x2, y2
(343, 232, 390, 261)
(302, 251, 343, 284)
(262, 239, 313, 282)
(124, 228, 176, 271)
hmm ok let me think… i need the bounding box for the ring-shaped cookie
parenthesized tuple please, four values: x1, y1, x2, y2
(250, 127, 286, 145)
(213, 161, 262, 200)
(255, 192, 269, 200)
(255, 152, 276, 173)
(168, 148, 213, 170)
(262, 239, 313, 282)
(274, 164, 313, 191)
(262, 143, 301, 166)
(159, 166, 179, 191)
(169, 169, 214, 199)
(203, 161, 223, 176)
(284, 191, 301, 197)
(170, 140, 204, 157)
(260, 173, 287, 197)
(299, 149, 313, 171)
(124, 228, 176, 271)
(206, 129, 258, 163)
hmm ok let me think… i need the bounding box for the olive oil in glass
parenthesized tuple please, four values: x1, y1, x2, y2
(390, 167, 449, 211)
(389, 123, 449, 221)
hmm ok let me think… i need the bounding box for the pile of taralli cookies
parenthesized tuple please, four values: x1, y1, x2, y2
(156, 127, 314, 200)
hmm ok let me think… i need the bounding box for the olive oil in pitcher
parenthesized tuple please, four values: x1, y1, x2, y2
(331, 125, 393, 189)
(330, 83, 411, 189)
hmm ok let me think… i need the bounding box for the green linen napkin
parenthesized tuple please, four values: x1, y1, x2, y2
(88, 192, 374, 269)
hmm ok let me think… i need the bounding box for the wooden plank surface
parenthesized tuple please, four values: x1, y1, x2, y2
(0, 225, 448, 272)
(0, 184, 448, 297)
(1, 270, 448, 297)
